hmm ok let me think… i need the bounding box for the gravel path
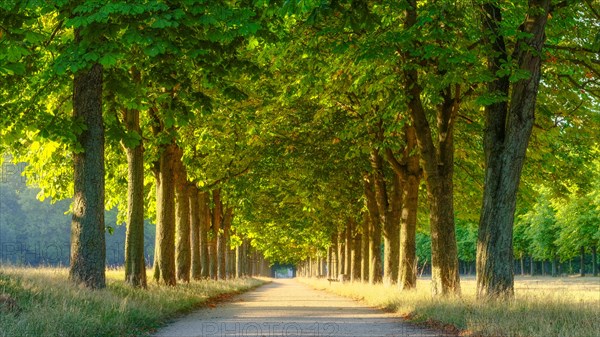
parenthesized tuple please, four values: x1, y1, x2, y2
(152, 278, 450, 337)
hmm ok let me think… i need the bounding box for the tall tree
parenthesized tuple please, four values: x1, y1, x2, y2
(69, 18, 106, 288)
(476, 0, 552, 299)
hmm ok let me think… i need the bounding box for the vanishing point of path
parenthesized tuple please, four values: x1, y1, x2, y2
(152, 278, 451, 337)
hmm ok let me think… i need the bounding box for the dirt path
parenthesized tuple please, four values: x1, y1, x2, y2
(152, 278, 448, 337)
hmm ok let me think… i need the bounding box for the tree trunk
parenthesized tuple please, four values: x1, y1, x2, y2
(337, 229, 345, 276)
(360, 212, 369, 282)
(69, 57, 106, 289)
(189, 186, 201, 280)
(520, 255, 525, 276)
(552, 255, 558, 277)
(530, 257, 535, 276)
(351, 226, 362, 282)
(153, 144, 177, 286)
(398, 171, 419, 290)
(390, 126, 421, 291)
(370, 150, 401, 286)
(476, 0, 551, 299)
(403, 0, 460, 297)
(222, 207, 233, 279)
(213, 189, 224, 279)
(592, 246, 597, 277)
(174, 151, 190, 283)
(123, 106, 146, 288)
(198, 191, 210, 278)
(364, 175, 382, 284)
(580, 246, 585, 277)
(345, 221, 352, 277)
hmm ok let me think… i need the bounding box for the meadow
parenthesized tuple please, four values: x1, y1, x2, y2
(0, 266, 265, 337)
(300, 276, 600, 337)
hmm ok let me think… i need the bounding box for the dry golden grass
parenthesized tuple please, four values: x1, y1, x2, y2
(300, 275, 600, 337)
(0, 266, 265, 337)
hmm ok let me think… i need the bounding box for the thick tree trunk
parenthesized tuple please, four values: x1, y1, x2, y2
(364, 175, 383, 284)
(174, 151, 190, 283)
(153, 144, 177, 286)
(476, 0, 551, 299)
(189, 186, 201, 280)
(360, 212, 369, 282)
(403, 0, 460, 297)
(123, 106, 146, 288)
(69, 58, 106, 289)
(198, 191, 210, 278)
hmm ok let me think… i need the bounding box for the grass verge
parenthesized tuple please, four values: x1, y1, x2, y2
(299, 276, 600, 337)
(0, 266, 267, 337)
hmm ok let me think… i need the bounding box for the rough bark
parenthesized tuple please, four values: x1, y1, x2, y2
(69, 56, 106, 289)
(174, 149, 190, 283)
(153, 143, 177, 286)
(477, 0, 551, 299)
(189, 186, 201, 280)
(371, 150, 401, 286)
(403, 1, 460, 296)
(386, 126, 421, 290)
(123, 106, 146, 288)
(364, 175, 383, 284)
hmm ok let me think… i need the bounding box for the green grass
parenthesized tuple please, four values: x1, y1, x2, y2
(300, 276, 600, 337)
(0, 266, 266, 337)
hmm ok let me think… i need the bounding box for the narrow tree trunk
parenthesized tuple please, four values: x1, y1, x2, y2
(371, 150, 401, 286)
(592, 246, 597, 277)
(337, 229, 345, 276)
(174, 151, 190, 283)
(69, 57, 106, 289)
(351, 227, 362, 282)
(331, 233, 338, 278)
(580, 246, 586, 277)
(222, 207, 233, 279)
(399, 172, 419, 290)
(213, 189, 224, 279)
(530, 257, 535, 276)
(520, 255, 525, 276)
(364, 175, 383, 284)
(189, 186, 201, 280)
(153, 144, 177, 286)
(198, 191, 210, 278)
(476, 0, 551, 299)
(360, 212, 369, 282)
(122, 106, 146, 288)
(345, 221, 352, 277)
